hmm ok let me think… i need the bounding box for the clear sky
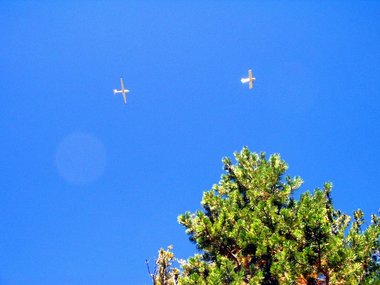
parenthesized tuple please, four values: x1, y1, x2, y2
(1, 1, 380, 284)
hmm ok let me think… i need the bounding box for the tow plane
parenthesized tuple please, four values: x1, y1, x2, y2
(113, 77, 130, 104)
(241, 69, 256, 89)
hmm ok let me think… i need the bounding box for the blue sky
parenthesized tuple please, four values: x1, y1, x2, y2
(1, 1, 380, 284)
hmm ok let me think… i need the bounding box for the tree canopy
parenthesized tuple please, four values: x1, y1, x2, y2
(150, 147, 380, 285)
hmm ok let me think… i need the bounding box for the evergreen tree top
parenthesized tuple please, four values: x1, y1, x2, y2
(151, 147, 380, 285)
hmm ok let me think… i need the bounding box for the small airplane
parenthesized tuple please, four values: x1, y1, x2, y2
(241, 69, 256, 89)
(113, 77, 130, 104)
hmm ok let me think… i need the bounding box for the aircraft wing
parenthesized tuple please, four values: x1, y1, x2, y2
(122, 93, 127, 104)
(248, 69, 253, 89)
(120, 78, 125, 92)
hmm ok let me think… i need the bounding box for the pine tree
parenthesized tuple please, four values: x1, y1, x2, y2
(146, 245, 180, 285)
(152, 147, 380, 285)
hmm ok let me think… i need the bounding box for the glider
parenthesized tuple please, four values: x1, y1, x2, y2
(241, 69, 256, 89)
(113, 77, 130, 104)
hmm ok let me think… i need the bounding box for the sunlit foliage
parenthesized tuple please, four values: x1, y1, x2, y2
(152, 147, 379, 285)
